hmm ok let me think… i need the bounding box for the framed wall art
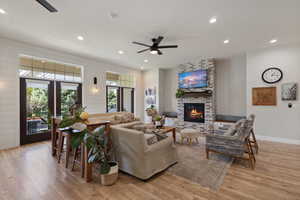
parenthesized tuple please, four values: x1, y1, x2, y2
(252, 87, 277, 106)
(281, 82, 297, 101)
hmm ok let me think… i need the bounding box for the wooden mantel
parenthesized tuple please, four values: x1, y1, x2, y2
(181, 90, 213, 98)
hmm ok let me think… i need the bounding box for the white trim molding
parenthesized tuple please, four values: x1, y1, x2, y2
(256, 135, 300, 145)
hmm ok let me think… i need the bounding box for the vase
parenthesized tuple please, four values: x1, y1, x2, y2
(100, 161, 119, 186)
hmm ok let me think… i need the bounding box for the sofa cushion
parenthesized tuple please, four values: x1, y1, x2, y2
(89, 114, 115, 122)
(131, 124, 156, 132)
(115, 112, 135, 123)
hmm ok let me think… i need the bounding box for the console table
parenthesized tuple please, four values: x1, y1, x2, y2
(51, 117, 110, 182)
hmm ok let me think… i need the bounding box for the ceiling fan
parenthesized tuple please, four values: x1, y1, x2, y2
(132, 36, 178, 55)
(36, 0, 58, 12)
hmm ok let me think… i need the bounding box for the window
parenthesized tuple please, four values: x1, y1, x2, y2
(19, 56, 82, 82)
(106, 72, 135, 113)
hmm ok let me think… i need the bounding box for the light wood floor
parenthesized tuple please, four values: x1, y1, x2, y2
(0, 141, 299, 200)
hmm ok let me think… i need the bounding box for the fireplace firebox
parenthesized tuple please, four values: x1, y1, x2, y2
(184, 103, 205, 123)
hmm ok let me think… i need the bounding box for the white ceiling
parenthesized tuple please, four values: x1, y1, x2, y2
(0, 0, 300, 69)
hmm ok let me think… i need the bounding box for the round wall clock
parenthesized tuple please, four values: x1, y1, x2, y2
(262, 67, 283, 84)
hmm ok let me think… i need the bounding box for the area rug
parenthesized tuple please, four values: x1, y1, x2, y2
(167, 137, 233, 191)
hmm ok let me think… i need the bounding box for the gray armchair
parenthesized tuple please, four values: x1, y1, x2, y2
(206, 118, 256, 169)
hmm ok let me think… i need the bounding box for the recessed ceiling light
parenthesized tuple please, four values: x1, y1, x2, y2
(144, 59, 148, 63)
(223, 39, 230, 44)
(118, 50, 124, 55)
(0, 8, 6, 14)
(77, 36, 84, 41)
(209, 17, 217, 24)
(269, 39, 277, 44)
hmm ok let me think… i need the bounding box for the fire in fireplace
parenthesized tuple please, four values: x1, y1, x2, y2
(184, 103, 205, 123)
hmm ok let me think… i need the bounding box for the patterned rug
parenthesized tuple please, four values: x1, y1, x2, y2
(167, 137, 233, 191)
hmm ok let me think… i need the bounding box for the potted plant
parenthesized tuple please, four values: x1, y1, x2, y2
(176, 89, 185, 98)
(84, 126, 118, 186)
(154, 115, 165, 128)
(145, 105, 157, 117)
(59, 107, 118, 186)
(145, 105, 158, 124)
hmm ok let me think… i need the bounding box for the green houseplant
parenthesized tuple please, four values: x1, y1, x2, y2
(176, 89, 185, 98)
(59, 107, 118, 185)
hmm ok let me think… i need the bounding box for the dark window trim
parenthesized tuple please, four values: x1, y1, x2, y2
(106, 85, 134, 113)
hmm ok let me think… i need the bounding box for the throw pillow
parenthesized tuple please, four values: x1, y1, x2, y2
(115, 112, 134, 123)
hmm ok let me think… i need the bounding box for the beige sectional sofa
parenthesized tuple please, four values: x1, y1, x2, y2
(88, 112, 178, 180)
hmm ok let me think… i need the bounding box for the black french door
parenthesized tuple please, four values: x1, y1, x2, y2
(106, 86, 134, 113)
(56, 81, 82, 117)
(20, 78, 82, 145)
(20, 78, 54, 145)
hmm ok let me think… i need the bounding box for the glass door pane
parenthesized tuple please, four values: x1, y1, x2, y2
(60, 83, 79, 117)
(122, 88, 134, 113)
(26, 80, 50, 135)
(107, 86, 119, 113)
(56, 82, 82, 117)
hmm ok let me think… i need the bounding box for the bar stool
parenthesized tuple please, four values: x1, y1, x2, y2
(51, 118, 61, 156)
(57, 129, 72, 168)
(71, 144, 85, 177)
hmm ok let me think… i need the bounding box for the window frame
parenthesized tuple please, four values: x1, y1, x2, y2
(106, 85, 134, 113)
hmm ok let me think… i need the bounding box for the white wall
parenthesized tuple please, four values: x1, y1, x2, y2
(247, 44, 300, 143)
(216, 54, 247, 116)
(0, 38, 144, 150)
(142, 69, 159, 122)
(163, 68, 178, 112)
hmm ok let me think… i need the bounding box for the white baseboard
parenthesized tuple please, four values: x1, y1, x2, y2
(256, 135, 300, 145)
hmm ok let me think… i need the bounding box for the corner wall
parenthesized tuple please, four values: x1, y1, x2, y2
(0, 38, 144, 150)
(215, 54, 247, 116)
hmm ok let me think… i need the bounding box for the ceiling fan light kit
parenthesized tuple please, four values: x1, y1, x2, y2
(150, 50, 158, 55)
(133, 36, 178, 55)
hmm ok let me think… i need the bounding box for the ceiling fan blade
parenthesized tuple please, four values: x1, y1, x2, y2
(157, 45, 178, 49)
(154, 36, 164, 45)
(158, 50, 163, 55)
(132, 42, 151, 47)
(36, 0, 58, 12)
(137, 48, 150, 53)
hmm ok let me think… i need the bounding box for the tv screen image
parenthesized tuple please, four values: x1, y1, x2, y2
(178, 69, 208, 89)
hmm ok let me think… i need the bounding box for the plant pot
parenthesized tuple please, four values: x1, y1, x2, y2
(100, 161, 119, 186)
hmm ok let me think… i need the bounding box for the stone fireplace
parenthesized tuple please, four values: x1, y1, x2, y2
(184, 103, 205, 123)
(176, 59, 216, 133)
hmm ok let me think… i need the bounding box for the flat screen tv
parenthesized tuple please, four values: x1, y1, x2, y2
(178, 69, 208, 89)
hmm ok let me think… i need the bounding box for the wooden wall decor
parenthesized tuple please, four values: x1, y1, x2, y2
(252, 87, 277, 106)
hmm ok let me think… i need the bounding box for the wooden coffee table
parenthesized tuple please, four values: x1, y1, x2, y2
(156, 126, 176, 143)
